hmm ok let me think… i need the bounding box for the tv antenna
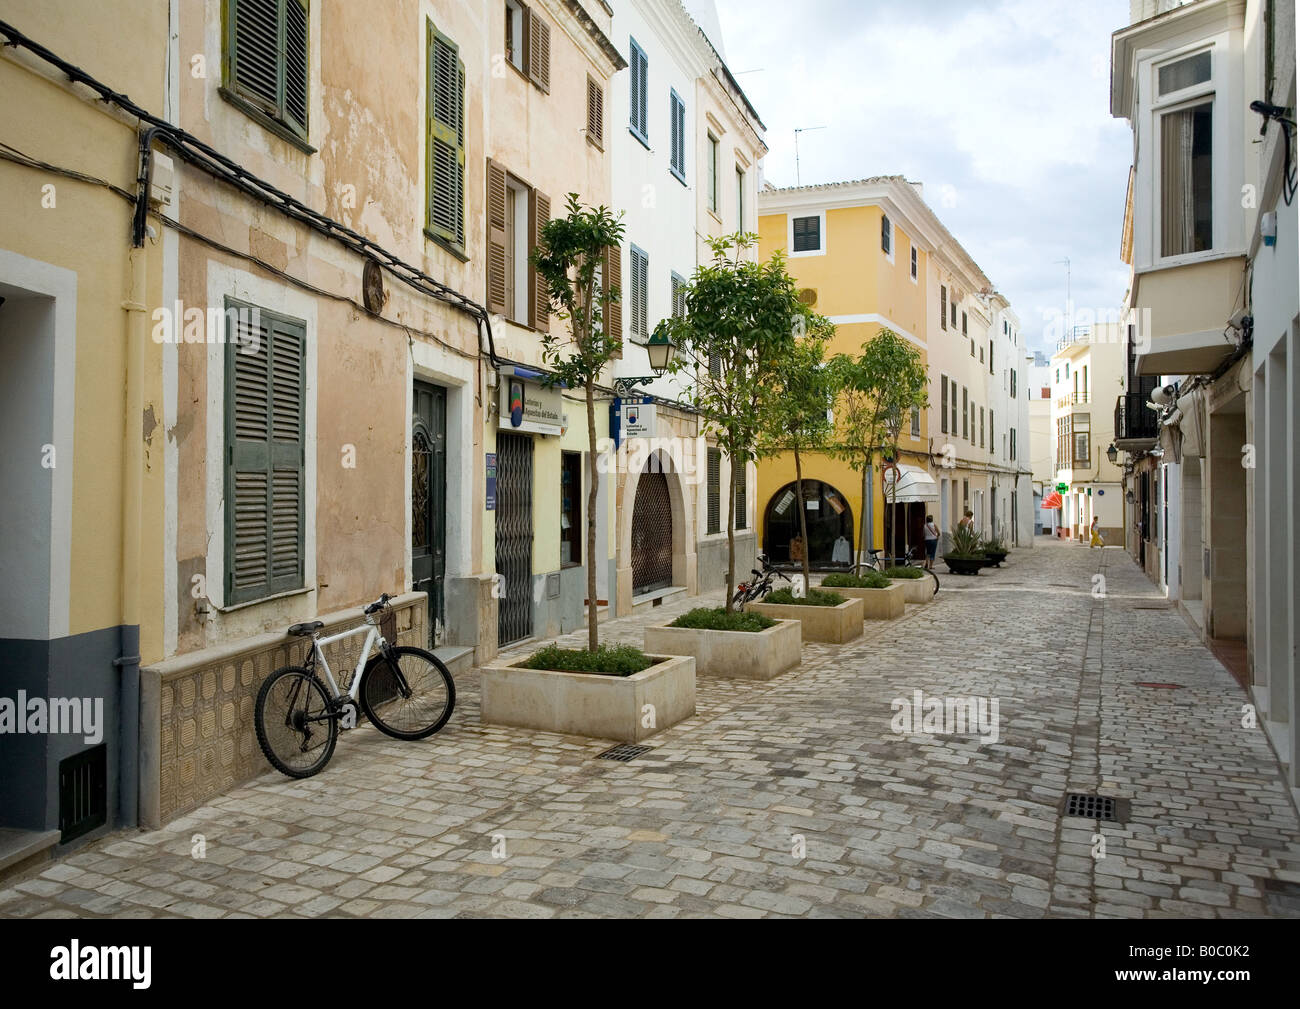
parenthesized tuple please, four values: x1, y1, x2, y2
(794, 126, 826, 187)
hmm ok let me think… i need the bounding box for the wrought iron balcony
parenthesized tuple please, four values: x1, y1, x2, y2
(1114, 392, 1159, 446)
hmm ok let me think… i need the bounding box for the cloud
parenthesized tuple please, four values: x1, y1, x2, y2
(713, 0, 1133, 355)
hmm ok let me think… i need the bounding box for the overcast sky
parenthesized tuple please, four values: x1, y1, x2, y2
(710, 0, 1133, 358)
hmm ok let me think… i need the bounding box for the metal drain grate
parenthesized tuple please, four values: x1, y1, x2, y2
(1063, 792, 1120, 821)
(596, 743, 654, 762)
(1135, 681, 1184, 689)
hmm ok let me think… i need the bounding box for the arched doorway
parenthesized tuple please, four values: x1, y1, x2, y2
(763, 480, 854, 568)
(631, 470, 673, 593)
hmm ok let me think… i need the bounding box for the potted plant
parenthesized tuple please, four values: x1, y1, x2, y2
(981, 530, 1009, 567)
(882, 565, 937, 604)
(479, 643, 695, 742)
(747, 587, 864, 643)
(821, 571, 905, 620)
(943, 523, 986, 575)
(645, 606, 801, 681)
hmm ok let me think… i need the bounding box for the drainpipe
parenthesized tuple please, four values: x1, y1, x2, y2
(114, 129, 158, 829)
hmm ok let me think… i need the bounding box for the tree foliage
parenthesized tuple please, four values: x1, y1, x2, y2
(531, 194, 625, 650)
(827, 329, 929, 570)
(662, 233, 815, 610)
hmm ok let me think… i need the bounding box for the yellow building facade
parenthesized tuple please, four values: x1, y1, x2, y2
(757, 176, 1029, 566)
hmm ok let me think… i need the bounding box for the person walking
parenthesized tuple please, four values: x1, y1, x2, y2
(1089, 517, 1104, 549)
(958, 509, 974, 529)
(922, 514, 940, 570)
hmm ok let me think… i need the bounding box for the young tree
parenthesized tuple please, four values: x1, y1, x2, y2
(756, 321, 837, 589)
(531, 194, 624, 651)
(662, 233, 812, 611)
(827, 329, 929, 573)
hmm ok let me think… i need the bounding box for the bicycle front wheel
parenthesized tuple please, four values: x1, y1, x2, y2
(255, 666, 338, 778)
(359, 646, 456, 741)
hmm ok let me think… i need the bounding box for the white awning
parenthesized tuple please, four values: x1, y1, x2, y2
(884, 463, 940, 503)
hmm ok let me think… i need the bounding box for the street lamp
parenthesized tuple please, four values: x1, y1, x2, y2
(612, 322, 677, 396)
(1106, 443, 1118, 464)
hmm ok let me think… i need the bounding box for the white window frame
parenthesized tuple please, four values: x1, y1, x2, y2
(505, 0, 526, 73)
(788, 209, 826, 258)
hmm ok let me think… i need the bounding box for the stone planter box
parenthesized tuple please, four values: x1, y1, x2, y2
(644, 619, 801, 680)
(983, 549, 1008, 567)
(828, 582, 905, 620)
(893, 576, 936, 604)
(479, 653, 695, 742)
(747, 597, 864, 643)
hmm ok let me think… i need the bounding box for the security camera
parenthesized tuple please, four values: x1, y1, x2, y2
(1227, 309, 1252, 331)
(1150, 384, 1177, 407)
(1250, 100, 1291, 120)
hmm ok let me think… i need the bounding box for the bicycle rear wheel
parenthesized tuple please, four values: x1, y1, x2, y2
(359, 646, 456, 741)
(255, 666, 338, 778)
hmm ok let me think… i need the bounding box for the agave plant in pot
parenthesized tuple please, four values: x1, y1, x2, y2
(943, 522, 986, 575)
(981, 529, 1009, 568)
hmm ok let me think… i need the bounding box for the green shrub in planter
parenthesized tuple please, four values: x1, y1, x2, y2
(882, 566, 925, 579)
(822, 571, 891, 589)
(764, 587, 846, 607)
(521, 643, 654, 676)
(945, 522, 985, 560)
(669, 607, 776, 632)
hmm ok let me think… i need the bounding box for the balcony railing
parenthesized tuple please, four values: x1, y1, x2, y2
(1115, 392, 1159, 442)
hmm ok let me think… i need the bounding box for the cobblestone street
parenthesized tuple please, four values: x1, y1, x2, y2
(4, 540, 1298, 919)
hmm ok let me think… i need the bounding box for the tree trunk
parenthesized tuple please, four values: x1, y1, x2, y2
(724, 438, 737, 613)
(794, 447, 811, 589)
(586, 377, 599, 652)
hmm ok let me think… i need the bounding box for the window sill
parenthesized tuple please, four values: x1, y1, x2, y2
(586, 133, 604, 152)
(216, 585, 314, 614)
(218, 87, 314, 155)
(707, 209, 722, 226)
(629, 126, 650, 151)
(424, 229, 470, 262)
(561, 561, 582, 570)
(670, 168, 687, 187)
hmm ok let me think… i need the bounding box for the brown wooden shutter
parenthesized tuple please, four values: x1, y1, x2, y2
(528, 12, 550, 93)
(529, 189, 551, 330)
(486, 159, 508, 316)
(587, 76, 604, 148)
(604, 243, 621, 359)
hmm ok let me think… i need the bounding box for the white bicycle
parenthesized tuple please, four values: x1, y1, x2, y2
(254, 593, 455, 778)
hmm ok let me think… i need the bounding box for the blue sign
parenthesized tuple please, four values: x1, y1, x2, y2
(485, 452, 497, 511)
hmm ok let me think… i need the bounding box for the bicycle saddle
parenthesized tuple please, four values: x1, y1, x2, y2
(287, 620, 324, 637)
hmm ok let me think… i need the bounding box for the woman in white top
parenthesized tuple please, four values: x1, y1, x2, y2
(922, 514, 940, 570)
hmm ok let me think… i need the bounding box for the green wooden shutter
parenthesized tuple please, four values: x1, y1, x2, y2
(226, 0, 309, 140)
(427, 20, 466, 250)
(225, 301, 305, 604)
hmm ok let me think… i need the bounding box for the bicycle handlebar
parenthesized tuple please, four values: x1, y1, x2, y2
(364, 592, 391, 615)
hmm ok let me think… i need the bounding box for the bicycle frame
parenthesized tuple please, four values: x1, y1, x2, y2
(308, 620, 387, 702)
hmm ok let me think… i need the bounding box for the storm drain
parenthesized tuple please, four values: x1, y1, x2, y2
(1134, 681, 1184, 689)
(1063, 792, 1121, 822)
(596, 743, 654, 762)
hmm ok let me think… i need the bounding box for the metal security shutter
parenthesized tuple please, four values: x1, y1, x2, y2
(427, 20, 466, 250)
(735, 462, 748, 530)
(226, 0, 309, 140)
(632, 472, 673, 594)
(496, 433, 534, 646)
(706, 448, 721, 534)
(226, 302, 305, 604)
